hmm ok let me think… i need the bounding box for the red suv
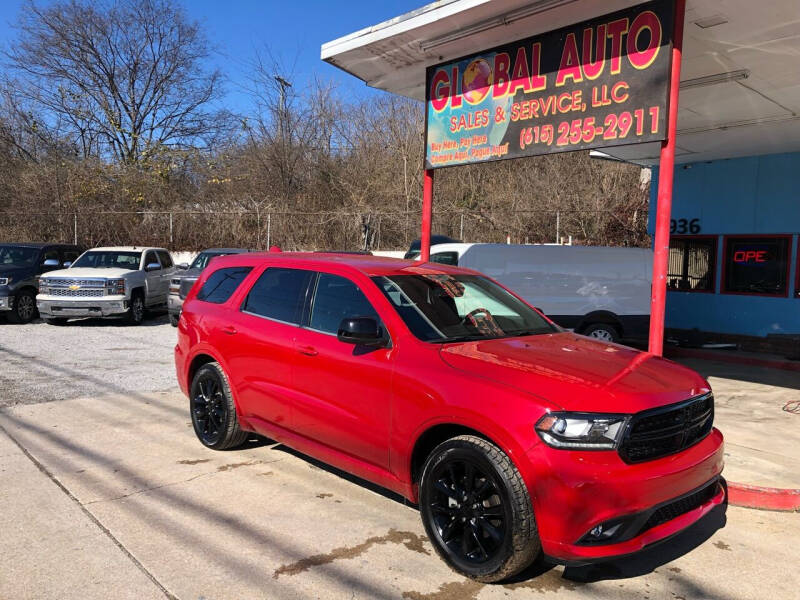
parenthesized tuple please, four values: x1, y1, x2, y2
(174, 253, 724, 582)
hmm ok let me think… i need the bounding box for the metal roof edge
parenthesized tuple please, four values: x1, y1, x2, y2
(320, 0, 486, 60)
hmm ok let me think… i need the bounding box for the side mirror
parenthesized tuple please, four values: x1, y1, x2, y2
(337, 317, 385, 347)
(177, 263, 189, 270)
(42, 259, 59, 267)
(62, 261, 72, 268)
(145, 262, 161, 271)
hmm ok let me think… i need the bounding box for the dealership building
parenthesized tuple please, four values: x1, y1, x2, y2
(323, 0, 800, 354)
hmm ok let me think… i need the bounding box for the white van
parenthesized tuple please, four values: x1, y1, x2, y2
(427, 243, 652, 344)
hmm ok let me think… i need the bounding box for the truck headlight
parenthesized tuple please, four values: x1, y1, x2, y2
(106, 278, 125, 295)
(169, 278, 180, 294)
(535, 412, 629, 450)
(0, 277, 9, 285)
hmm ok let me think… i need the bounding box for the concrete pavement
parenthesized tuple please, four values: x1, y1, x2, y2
(1, 388, 798, 600)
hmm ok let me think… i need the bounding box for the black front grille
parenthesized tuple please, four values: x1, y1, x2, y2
(179, 277, 198, 299)
(619, 394, 714, 463)
(637, 480, 720, 535)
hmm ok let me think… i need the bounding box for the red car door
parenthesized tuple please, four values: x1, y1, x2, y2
(222, 266, 315, 431)
(292, 272, 394, 469)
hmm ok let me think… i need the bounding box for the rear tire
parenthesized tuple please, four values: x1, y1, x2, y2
(582, 323, 620, 343)
(190, 362, 248, 450)
(7, 290, 37, 324)
(419, 435, 540, 582)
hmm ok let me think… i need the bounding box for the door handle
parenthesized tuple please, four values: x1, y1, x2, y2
(297, 345, 318, 356)
(221, 326, 237, 335)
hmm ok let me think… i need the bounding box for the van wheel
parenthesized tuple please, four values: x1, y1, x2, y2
(190, 362, 248, 450)
(419, 435, 540, 582)
(7, 290, 37, 324)
(583, 323, 620, 343)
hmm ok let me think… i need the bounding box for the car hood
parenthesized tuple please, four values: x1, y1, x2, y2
(175, 268, 202, 280)
(439, 332, 709, 413)
(41, 267, 136, 279)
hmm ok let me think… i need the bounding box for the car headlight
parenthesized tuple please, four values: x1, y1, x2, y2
(0, 277, 10, 285)
(106, 278, 125, 295)
(535, 412, 629, 450)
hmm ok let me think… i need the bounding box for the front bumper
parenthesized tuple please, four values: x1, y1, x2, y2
(37, 295, 129, 318)
(168, 293, 183, 316)
(525, 427, 725, 562)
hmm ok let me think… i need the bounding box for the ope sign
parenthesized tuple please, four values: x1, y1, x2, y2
(670, 218, 701, 234)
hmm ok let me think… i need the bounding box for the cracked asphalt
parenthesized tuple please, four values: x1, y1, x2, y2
(1, 317, 798, 599)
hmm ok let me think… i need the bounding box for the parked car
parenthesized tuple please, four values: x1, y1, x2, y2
(403, 234, 460, 259)
(168, 248, 250, 326)
(37, 246, 176, 325)
(425, 243, 653, 344)
(174, 253, 724, 582)
(0, 243, 84, 323)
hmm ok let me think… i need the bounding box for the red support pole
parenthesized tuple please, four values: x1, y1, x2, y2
(648, 0, 685, 356)
(420, 168, 434, 261)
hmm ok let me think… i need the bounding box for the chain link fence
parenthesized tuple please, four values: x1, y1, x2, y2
(0, 208, 649, 251)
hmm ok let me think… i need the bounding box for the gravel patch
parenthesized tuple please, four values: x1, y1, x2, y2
(0, 313, 179, 407)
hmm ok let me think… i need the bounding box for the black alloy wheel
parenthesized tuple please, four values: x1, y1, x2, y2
(8, 290, 37, 324)
(419, 435, 540, 582)
(189, 362, 248, 450)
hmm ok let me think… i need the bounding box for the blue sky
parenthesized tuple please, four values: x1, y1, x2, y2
(0, 0, 423, 113)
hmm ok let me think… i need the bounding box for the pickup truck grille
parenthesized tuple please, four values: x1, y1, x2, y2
(48, 288, 105, 297)
(618, 393, 714, 463)
(179, 277, 198, 299)
(45, 279, 106, 288)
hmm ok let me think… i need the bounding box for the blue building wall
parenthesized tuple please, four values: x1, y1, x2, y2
(648, 152, 800, 337)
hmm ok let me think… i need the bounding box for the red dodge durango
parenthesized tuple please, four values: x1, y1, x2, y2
(174, 252, 725, 582)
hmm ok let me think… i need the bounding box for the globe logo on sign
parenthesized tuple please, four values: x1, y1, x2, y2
(462, 58, 492, 104)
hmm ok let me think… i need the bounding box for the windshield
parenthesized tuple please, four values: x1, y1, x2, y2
(0, 245, 40, 267)
(373, 274, 556, 342)
(71, 251, 141, 270)
(190, 252, 227, 270)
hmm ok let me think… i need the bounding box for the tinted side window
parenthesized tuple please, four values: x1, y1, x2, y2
(41, 249, 59, 263)
(430, 252, 459, 266)
(243, 268, 314, 325)
(144, 250, 159, 269)
(157, 250, 173, 268)
(62, 250, 80, 264)
(310, 273, 379, 334)
(196, 267, 253, 303)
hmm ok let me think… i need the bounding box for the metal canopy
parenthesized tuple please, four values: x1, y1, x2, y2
(322, 0, 800, 165)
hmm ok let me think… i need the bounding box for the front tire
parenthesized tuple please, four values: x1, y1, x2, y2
(7, 290, 37, 324)
(125, 292, 145, 325)
(169, 313, 179, 327)
(190, 362, 248, 450)
(419, 435, 540, 582)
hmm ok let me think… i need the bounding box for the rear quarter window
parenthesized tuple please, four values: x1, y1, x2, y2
(196, 267, 253, 304)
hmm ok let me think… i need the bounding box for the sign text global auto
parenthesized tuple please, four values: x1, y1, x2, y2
(424, 0, 674, 169)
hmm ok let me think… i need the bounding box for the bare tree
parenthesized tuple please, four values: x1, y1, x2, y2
(7, 0, 228, 164)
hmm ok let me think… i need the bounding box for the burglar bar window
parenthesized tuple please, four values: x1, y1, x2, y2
(667, 237, 717, 292)
(723, 236, 790, 296)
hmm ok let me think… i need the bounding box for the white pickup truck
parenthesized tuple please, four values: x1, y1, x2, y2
(37, 246, 176, 325)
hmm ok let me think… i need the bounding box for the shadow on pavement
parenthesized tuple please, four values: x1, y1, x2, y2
(676, 357, 800, 391)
